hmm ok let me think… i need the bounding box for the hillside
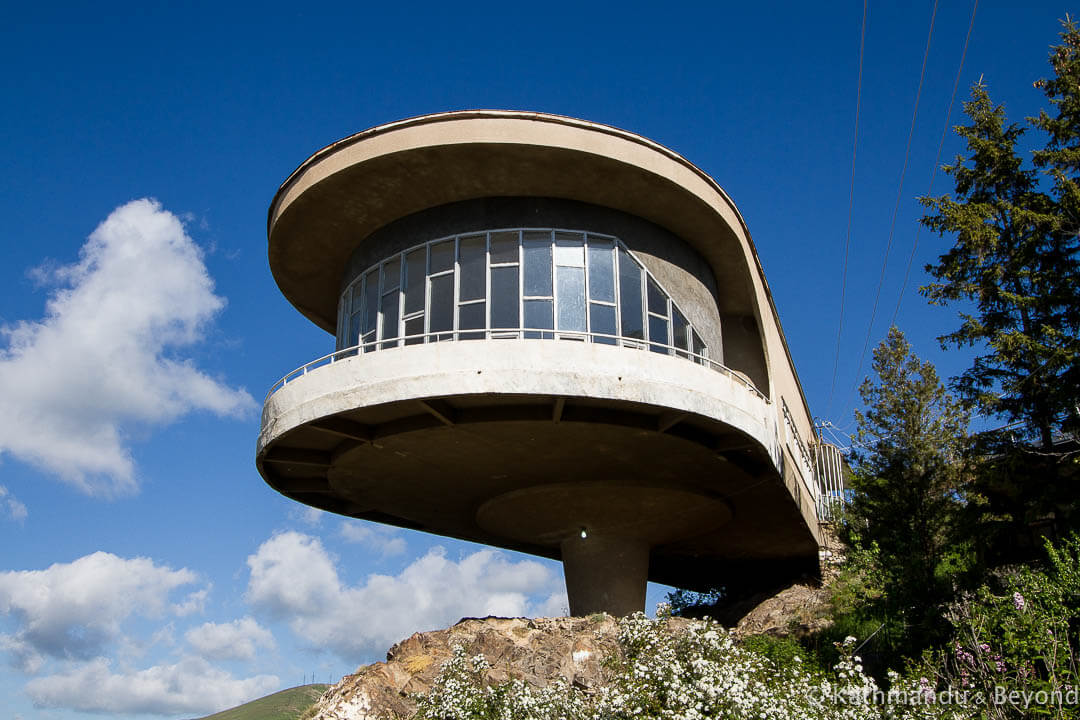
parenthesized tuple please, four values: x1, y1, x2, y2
(195, 684, 328, 720)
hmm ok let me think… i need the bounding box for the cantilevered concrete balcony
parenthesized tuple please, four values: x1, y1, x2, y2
(257, 111, 825, 615)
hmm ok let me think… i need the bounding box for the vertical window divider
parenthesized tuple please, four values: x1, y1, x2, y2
(613, 241, 622, 348)
(397, 252, 405, 347)
(517, 230, 524, 340)
(485, 232, 492, 336)
(453, 236, 460, 340)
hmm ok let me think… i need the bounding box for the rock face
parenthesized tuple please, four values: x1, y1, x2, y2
(306, 615, 639, 720)
(306, 580, 832, 720)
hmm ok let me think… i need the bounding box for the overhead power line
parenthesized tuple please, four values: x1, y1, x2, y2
(826, 0, 870, 418)
(889, 0, 980, 328)
(844, 0, 940, 415)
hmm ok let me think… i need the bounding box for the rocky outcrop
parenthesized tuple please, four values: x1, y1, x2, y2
(305, 581, 833, 720)
(733, 582, 832, 637)
(306, 614, 684, 720)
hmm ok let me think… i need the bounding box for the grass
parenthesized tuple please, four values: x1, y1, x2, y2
(195, 684, 329, 720)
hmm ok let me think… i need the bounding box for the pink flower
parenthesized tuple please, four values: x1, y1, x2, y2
(1013, 592, 1026, 611)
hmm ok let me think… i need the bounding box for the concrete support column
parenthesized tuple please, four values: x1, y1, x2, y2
(560, 534, 649, 617)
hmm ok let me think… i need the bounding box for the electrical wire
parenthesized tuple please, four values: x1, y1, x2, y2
(889, 0, 979, 327)
(844, 0, 940, 415)
(826, 0, 870, 418)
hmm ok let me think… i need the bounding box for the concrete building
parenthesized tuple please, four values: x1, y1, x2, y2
(257, 111, 840, 617)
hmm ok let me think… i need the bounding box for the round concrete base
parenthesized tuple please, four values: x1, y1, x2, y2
(561, 534, 649, 616)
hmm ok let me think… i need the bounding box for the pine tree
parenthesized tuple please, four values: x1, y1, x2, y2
(845, 327, 968, 650)
(1031, 18, 1080, 441)
(919, 82, 1067, 448)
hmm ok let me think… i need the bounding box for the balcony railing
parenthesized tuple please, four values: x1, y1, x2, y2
(265, 328, 767, 403)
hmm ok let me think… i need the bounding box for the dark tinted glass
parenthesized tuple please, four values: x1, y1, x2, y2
(458, 235, 486, 301)
(430, 240, 454, 274)
(587, 240, 615, 302)
(362, 269, 379, 335)
(647, 277, 667, 315)
(404, 316, 424, 345)
(404, 248, 426, 314)
(524, 299, 553, 339)
(459, 302, 486, 340)
(672, 308, 690, 357)
(491, 266, 519, 329)
(618, 249, 643, 340)
(490, 231, 519, 264)
(589, 303, 617, 345)
(380, 289, 400, 348)
(649, 315, 669, 353)
(429, 274, 454, 339)
(692, 330, 707, 364)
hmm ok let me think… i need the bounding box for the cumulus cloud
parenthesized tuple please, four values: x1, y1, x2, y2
(0, 198, 254, 494)
(339, 520, 407, 556)
(246, 532, 565, 660)
(25, 656, 278, 716)
(0, 551, 200, 671)
(0, 485, 27, 521)
(185, 617, 275, 661)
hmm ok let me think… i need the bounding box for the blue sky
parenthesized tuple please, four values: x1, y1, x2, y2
(0, 1, 1071, 717)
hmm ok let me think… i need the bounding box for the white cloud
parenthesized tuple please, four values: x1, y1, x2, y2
(0, 551, 200, 670)
(293, 506, 327, 527)
(339, 520, 407, 556)
(0, 485, 27, 521)
(185, 617, 275, 661)
(0, 198, 254, 495)
(246, 532, 564, 660)
(25, 655, 278, 716)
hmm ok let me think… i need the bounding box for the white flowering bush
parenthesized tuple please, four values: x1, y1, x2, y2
(412, 608, 970, 720)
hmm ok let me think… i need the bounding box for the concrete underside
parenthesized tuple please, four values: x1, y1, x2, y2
(257, 346, 820, 601)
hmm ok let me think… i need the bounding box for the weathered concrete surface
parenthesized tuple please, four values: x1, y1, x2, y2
(256, 340, 822, 599)
(265, 111, 818, 453)
(259, 111, 827, 613)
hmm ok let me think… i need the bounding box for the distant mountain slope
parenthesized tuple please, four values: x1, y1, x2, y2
(195, 684, 329, 720)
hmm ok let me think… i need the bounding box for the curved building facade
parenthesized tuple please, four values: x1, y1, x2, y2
(257, 111, 825, 616)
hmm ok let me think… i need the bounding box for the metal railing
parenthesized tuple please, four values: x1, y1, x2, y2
(265, 328, 768, 402)
(814, 441, 848, 522)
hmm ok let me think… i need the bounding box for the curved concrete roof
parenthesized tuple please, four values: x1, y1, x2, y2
(268, 110, 773, 335)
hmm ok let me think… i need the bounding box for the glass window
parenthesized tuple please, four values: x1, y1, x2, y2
(589, 303, 617, 345)
(557, 266, 586, 332)
(647, 277, 667, 316)
(587, 240, 615, 302)
(491, 266, 519, 330)
(382, 258, 401, 291)
(362, 269, 379, 339)
(672, 308, 690, 358)
(524, 299, 553, 339)
(554, 231, 585, 266)
(649, 315, 669, 354)
(459, 302, 486, 340)
(334, 228, 715, 376)
(458, 235, 486, 302)
(348, 313, 362, 348)
(404, 316, 424, 345)
(618, 248, 643, 341)
(430, 240, 454, 274)
(404, 248, 426, 315)
(523, 231, 552, 296)
(380, 288, 400, 348)
(490, 231, 519, 264)
(692, 330, 707, 364)
(430, 274, 454, 340)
